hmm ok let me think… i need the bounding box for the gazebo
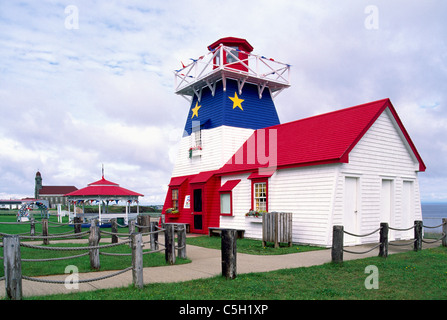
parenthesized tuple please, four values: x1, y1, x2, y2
(64, 175, 143, 225)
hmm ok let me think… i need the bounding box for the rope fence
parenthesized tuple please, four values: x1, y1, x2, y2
(0, 217, 188, 300)
(332, 218, 447, 263)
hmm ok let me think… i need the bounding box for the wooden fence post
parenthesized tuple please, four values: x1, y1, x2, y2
(379, 222, 389, 258)
(221, 229, 237, 279)
(128, 220, 136, 234)
(111, 218, 118, 244)
(137, 215, 150, 233)
(131, 233, 144, 289)
(150, 221, 158, 251)
(177, 224, 187, 259)
(331, 225, 344, 263)
(443, 218, 447, 247)
(42, 218, 49, 245)
(128, 220, 136, 248)
(165, 224, 176, 265)
(30, 218, 35, 237)
(414, 220, 423, 251)
(88, 220, 101, 270)
(74, 217, 82, 238)
(3, 235, 22, 300)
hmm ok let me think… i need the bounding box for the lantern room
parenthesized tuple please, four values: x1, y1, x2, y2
(208, 37, 254, 72)
(174, 36, 291, 101)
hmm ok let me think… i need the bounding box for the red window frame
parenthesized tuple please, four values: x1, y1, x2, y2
(251, 178, 268, 212)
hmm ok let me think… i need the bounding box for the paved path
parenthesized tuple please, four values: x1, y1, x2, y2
(0, 236, 440, 298)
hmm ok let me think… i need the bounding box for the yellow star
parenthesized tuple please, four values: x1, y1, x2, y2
(191, 102, 201, 119)
(229, 92, 244, 111)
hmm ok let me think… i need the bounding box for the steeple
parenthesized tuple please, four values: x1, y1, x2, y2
(35, 170, 42, 199)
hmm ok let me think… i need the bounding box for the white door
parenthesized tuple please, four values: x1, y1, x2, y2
(343, 177, 360, 245)
(401, 181, 414, 239)
(381, 179, 394, 240)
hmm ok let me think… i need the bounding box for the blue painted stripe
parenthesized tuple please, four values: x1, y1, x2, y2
(183, 79, 280, 136)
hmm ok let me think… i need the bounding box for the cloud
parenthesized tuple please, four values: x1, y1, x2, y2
(0, 1, 446, 203)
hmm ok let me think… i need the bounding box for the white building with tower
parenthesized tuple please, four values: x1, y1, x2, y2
(162, 37, 426, 247)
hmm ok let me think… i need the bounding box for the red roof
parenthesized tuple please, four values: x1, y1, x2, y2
(189, 170, 217, 184)
(218, 179, 241, 192)
(39, 186, 78, 195)
(218, 98, 426, 174)
(208, 37, 254, 52)
(168, 176, 189, 187)
(64, 176, 143, 197)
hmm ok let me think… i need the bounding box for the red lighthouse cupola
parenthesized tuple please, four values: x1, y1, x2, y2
(208, 37, 254, 72)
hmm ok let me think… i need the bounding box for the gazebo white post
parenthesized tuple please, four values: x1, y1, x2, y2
(125, 200, 129, 225)
(137, 199, 139, 215)
(98, 199, 102, 226)
(82, 201, 85, 222)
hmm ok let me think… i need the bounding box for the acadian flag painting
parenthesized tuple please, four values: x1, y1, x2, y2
(183, 79, 280, 136)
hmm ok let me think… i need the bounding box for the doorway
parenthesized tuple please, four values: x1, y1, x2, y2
(343, 177, 360, 245)
(193, 188, 203, 231)
(381, 179, 394, 240)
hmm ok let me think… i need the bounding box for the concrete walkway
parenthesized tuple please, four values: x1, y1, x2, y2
(0, 235, 441, 299)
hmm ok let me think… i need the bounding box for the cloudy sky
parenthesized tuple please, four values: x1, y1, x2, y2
(0, 1, 446, 204)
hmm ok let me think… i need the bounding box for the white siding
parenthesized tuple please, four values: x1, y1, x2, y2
(221, 108, 423, 247)
(220, 166, 338, 247)
(171, 126, 253, 177)
(269, 166, 338, 246)
(333, 108, 422, 244)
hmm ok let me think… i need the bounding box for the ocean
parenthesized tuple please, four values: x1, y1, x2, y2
(421, 202, 447, 234)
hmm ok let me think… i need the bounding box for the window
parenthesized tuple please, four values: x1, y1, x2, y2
(171, 189, 179, 210)
(215, 50, 221, 67)
(220, 193, 231, 215)
(218, 179, 240, 216)
(226, 46, 239, 64)
(194, 129, 202, 147)
(253, 182, 267, 211)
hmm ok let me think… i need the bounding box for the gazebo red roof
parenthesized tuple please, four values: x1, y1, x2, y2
(64, 176, 143, 197)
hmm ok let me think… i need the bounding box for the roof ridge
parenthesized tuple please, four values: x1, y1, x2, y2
(265, 98, 390, 130)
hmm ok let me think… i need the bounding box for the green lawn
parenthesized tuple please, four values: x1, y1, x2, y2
(186, 235, 325, 255)
(0, 242, 190, 278)
(3, 213, 447, 300)
(0, 212, 143, 238)
(32, 246, 447, 300)
(0, 213, 189, 278)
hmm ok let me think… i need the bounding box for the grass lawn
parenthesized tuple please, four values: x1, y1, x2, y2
(186, 235, 326, 255)
(0, 212, 136, 238)
(3, 213, 446, 300)
(0, 213, 190, 278)
(32, 246, 447, 300)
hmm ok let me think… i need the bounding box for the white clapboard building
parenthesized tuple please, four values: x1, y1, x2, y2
(162, 37, 426, 247)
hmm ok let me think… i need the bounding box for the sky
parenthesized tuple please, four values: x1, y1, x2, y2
(0, 1, 446, 204)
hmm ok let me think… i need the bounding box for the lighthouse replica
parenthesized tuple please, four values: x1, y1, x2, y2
(163, 37, 290, 234)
